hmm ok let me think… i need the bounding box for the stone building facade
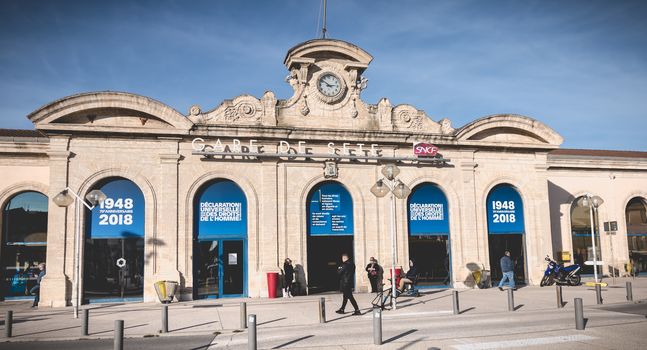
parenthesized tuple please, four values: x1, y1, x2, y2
(0, 39, 645, 308)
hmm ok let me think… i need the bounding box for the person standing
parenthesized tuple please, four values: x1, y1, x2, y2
(282, 258, 294, 298)
(365, 257, 383, 293)
(336, 253, 361, 315)
(30, 263, 46, 308)
(498, 251, 515, 291)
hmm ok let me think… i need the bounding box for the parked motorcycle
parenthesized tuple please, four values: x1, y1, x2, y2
(540, 255, 581, 286)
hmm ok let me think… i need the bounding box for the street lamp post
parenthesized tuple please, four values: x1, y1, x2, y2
(53, 188, 107, 318)
(578, 193, 604, 283)
(370, 164, 410, 310)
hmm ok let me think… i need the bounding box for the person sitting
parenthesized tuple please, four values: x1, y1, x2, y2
(398, 259, 417, 292)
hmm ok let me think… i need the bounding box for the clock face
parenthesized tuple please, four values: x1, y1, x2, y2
(318, 74, 342, 97)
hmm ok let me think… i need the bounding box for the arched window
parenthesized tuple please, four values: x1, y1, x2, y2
(407, 183, 451, 287)
(626, 197, 647, 275)
(194, 179, 247, 298)
(486, 184, 526, 284)
(84, 178, 145, 302)
(571, 196, 601, 275)
(306, 181, 354, 293)
(2, 191, 48, 299)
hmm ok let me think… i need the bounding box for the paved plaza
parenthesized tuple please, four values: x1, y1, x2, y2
(0, 276, 645, 349)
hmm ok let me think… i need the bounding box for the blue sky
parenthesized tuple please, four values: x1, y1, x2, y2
(1, 0, 646, 151)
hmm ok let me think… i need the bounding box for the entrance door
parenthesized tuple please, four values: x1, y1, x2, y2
(307, 236, 353, 293)
(194, 239, 245, 298)
(222, 240, 244, 295)
(84, 238, 144, 301)
(487, 234, 525, 284)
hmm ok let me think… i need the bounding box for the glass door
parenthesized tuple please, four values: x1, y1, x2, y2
(222, 240, 244, 296)
(195, 240, 219, 299)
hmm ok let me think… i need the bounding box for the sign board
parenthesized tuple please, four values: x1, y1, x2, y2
(228, 253, 238, 265)
(89, 179, 145, 239)
(486, 185, 525, 234)
(196, 180, 247, 240)
(408, 184, 449, 235)
(308, 183, 354, 236)
(413, 142, 439, 157)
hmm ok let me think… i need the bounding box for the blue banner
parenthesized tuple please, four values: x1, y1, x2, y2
(308, 182, 354, 236)
(196, 180, 247, 240)
(486, 185, 525, 234)
(408, 183, 449, 235)
(89, 179, 145, 239)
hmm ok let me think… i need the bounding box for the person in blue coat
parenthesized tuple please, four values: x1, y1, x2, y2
(498, 251, 515, 291)
(30, 263, 46, 307)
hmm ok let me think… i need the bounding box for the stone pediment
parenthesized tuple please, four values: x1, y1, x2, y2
(455, 114, 563, 148)
(27, 91, 192, 135)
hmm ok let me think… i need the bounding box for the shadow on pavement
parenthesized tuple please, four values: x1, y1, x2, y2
(172, 320, 218, 332)
(384, 329, 417, 344)
(271, 335, 314, 349)
(459, 307, 475, 314)
(257, 317, 287, 326)
(91, 323, 148, 335)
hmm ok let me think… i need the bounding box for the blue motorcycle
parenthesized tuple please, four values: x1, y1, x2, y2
(540, 255, 581, 287)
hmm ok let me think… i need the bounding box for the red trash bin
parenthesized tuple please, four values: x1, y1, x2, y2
(390, 267, 403, 287)
(266, 272, 279, 298)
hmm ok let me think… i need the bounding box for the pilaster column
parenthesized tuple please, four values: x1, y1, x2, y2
(258, 160, 279, 296)
(148, 152, 182, 302)
(40, 147, 72, 307)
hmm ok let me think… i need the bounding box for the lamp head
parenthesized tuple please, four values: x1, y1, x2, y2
(52, 190, 74, 207)
(370, 180, 389, 198)
(85, 189, 107, 206)
(381, 164, 400, 181)
(392, 180, 411, 199)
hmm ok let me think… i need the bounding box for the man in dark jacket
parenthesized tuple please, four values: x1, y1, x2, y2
(498, 251, 515, 291)
(336, 253, 361, 315)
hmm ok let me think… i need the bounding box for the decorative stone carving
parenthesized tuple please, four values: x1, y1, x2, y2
(189, 105, 201, 116)
(323, 160, 338, 178)
(393, 105, 422, 131)
(224, 101, 259, 123)
(349, 98, 358, 118)
(440, 118, 455, 135)
(299, 95, 310, 116)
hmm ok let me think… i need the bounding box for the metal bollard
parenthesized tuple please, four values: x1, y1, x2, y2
(626, 282, 633, 301)
(556, 285, 563, 308)
(452, 290, 460, 315)
(162, 305, 168, 333)
(82, 309, 89, 336)
(240, 302, 247, 329)
(318, 297, 326, 324)
(574, 298, 584, 330)
(248, 314, 257, 350)
(595, 284, 603, 305)
(114, 320, 124, 350)
(373, 308, 382, 345)
(507, 288, 514, 311)
(4, 310, 12, 338)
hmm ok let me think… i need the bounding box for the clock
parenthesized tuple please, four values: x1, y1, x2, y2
(317, 73, 342, 97)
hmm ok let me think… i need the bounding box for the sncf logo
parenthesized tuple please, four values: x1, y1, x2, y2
(413, 142, 439, 157)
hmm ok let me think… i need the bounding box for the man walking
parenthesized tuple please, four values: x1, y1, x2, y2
(498, 251, 515, 291)
(336, 253, 361, 315)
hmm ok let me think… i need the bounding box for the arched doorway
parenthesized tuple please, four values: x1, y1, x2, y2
(307, 181, 354, 293)
(626, 197, 647, 275)
(194, 179, 247, 298)
(1, 191, 48, 300)
(570, 196, 602, 275)
(486, 184, 526, 284)
(84, 178, 145, 302)
(407, 183, 451, 287)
